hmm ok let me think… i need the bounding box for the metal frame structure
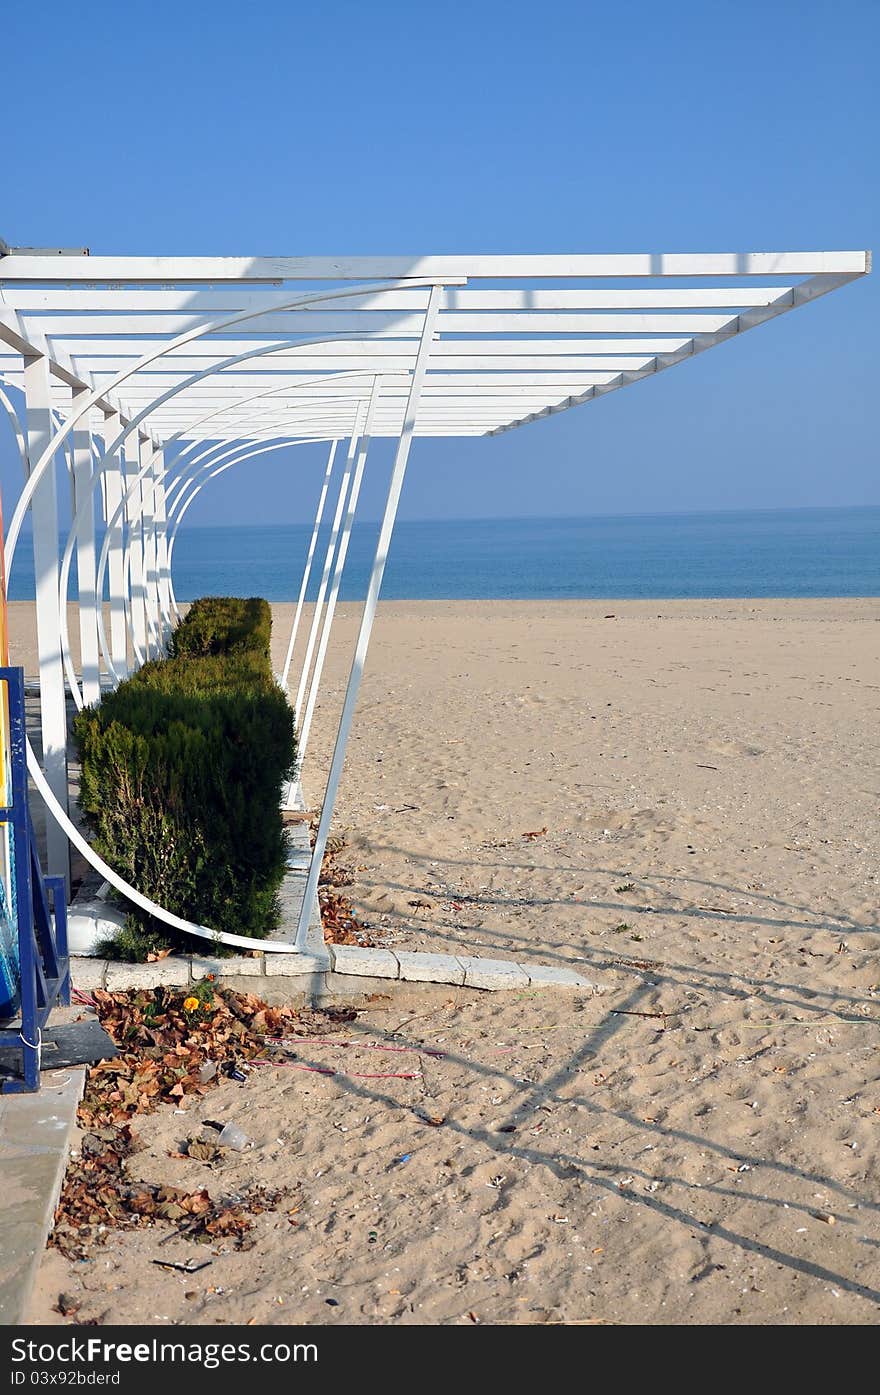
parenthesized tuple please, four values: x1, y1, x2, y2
(0, 666, 69, 1092)
(0, 246, 869, 953)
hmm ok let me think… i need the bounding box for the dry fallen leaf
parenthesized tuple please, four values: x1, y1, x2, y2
(185, 1139, 221, 1163)
(51, 984, 341, 1258)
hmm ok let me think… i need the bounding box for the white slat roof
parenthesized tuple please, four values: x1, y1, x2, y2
(0, 250, 869, 443)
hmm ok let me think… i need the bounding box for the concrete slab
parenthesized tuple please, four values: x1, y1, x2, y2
(264, 952, 330, 977)
(105, 959, 189, 991)
(190, 955, 264, 979)
(395, 950, 466, 985)
(520, 962, 597, 990)
(0, 1067, 85, 1325)
(272, 782, 326, 960)
(318, 971, 393, 1000)
(285, 848, 313, 865)
(69, 957, 107, 991)
(249, 980, 326, 1007)
(330, 945, 400, 979)
(457, 956, 531, 991)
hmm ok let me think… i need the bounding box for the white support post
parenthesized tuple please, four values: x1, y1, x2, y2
(292, 416, 364, 724)
(279, 438, 338, 691)
(295, 285, 444, 946)
(125, 432, 148, 661)
(153, 448, 172, 645)
(101, 410, 129, 679)
(23, 353, 70, 885)
(139, 433, 160, 657)
(297, 379, 382, 767)
(71, 389, 101, 706)
(60, 430, 77, 505)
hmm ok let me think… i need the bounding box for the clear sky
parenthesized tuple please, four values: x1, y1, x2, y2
(1, 0, 876, 525)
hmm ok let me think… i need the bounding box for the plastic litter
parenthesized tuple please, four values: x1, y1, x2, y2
(152, 1258, 212, 1274)
(218, 1121, 252, 1151)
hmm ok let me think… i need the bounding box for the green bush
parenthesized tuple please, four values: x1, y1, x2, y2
(74, 598, 295, 960)
(169, 596, 272, 663)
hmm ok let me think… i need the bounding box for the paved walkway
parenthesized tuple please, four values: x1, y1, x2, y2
(0, 1065, 85, 1325)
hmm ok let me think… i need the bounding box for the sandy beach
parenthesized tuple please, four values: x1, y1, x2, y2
(283, 599, 880, 971)
(10, 597, 880, 1324)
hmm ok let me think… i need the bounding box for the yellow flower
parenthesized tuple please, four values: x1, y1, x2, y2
(183, 996, 200, 1013)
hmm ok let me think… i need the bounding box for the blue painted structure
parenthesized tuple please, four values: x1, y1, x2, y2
(0, 667, 69, 1092)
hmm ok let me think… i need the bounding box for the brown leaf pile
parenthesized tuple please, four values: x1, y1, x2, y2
(320, 886, 376, 946)
(316, 835, 376, 947)
(52, 1117, 285, 1261)
(52, 984, 352, 1259)
(78, 985, 305, 1128)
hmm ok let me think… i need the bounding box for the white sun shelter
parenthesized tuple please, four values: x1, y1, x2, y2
(0, 246, 870, 952)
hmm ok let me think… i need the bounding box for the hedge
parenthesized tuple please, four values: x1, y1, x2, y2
(169, 595, 272, 663)
(74, 598, 296, 958)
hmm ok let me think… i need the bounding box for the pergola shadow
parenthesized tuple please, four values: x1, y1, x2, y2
(276, 998, 880, 1313)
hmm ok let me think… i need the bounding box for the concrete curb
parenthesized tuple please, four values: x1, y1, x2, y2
(68, 786, 600, 997)
(72, 945, 600, 995)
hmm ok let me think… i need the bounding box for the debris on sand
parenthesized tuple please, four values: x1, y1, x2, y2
(51, 984, 353, 1260)
(315, 832, 376, 946)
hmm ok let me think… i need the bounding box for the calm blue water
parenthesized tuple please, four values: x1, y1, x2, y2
(7, 506, 880, 601)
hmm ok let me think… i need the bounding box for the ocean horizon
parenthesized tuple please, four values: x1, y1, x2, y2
(6, 504, 880, 603)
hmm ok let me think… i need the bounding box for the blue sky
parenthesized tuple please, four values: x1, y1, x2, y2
(1, 0, 876, 525)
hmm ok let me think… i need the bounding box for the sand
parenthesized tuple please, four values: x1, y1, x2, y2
(12, 597, 880, 1325)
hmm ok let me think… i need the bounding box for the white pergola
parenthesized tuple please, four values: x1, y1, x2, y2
(0, 245, 869, 952)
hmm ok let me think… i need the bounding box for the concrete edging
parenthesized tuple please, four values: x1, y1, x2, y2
(67, 783, 601, 996)
(72, 944, 600, 995)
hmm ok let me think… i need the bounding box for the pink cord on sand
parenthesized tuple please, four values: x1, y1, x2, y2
(252, 1059, 421, 1080)
(280, 1036, 444, 1057)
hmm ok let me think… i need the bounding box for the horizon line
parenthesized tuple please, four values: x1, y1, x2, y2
(167, 501, 880, 529)
(10, 500, 879, 535)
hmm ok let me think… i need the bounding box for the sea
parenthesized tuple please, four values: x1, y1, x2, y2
(6, 505, 879, 602)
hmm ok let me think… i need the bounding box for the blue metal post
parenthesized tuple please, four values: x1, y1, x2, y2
(0, 667, 70, 1091)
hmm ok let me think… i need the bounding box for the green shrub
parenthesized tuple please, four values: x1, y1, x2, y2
(169, 596, 272, 663)
(74, 598, 295, 959)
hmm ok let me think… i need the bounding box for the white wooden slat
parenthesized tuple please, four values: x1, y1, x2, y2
(99, 374, 625, 394)
(23, 311, 738, 336)
(0, 337, 691, 362)
(69, 357, 653, 380)
(0, 251, 869, 281)
(0, 286, 797, 312)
